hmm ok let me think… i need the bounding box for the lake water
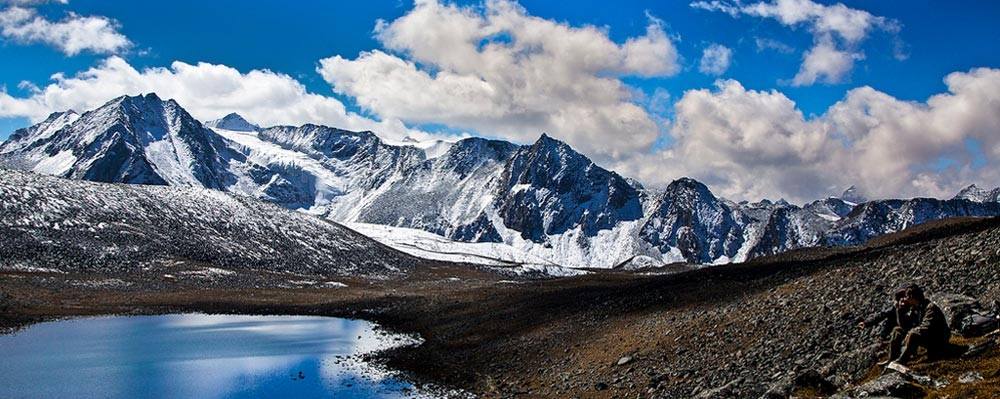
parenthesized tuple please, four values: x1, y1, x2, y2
(0, 314, 429, 398)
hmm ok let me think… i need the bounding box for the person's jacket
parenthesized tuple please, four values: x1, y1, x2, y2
(898, 301, 950, 342)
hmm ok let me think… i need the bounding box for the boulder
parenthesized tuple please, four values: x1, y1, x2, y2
(932, 293, 979, 327)
(791, 369, 837, 395)
(694, 378, 742, 399)
(839, 373, 926, 399)
(930, 293, 1000, 337)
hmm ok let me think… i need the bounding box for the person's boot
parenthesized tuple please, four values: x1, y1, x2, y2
(893, 345, 916, 366)
(882, 344, 902, 367)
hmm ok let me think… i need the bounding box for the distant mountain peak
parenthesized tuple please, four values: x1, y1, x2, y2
(205, 112, 259, 132)
(528, 134, 593, 169)
(666, 177, 708, 191)
(954, 183, 999, 202)
(110, 92, 161, 107)
(43, 109, 78, 122)
(659, 177, 719, 208)
(839, 185, 867, 204)
(532, 132, 569, 148)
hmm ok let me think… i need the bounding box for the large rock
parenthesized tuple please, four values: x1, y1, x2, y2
(834, 373, 926, 398)
(931, 293, 1000, 337)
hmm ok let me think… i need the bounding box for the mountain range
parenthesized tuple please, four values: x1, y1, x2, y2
(2, 93, 999, 268)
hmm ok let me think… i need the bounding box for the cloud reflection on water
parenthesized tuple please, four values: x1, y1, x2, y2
(0, 314, 422, 398)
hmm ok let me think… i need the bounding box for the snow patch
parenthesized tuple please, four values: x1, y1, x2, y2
(31, 150, 76, 175)
(347, 222, 587, 277)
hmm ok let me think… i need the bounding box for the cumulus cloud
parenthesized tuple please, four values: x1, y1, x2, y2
(0, 6, 130, 55)
(698, 44, 732, 76)
(318, 0, 679, 159)
(0, 56, 431, 141)
(791, 36, 863, 85)
(692, 0, 900, 85)
(615, 68, 1000, 202)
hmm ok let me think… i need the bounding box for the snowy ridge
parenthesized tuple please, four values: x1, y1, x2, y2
(0, 168, 418, 278)
(205, 113, 259, 132)
(4, 94, 1000, 269)
(953, 184, 1000, 203)
(346, 223, 586, 277)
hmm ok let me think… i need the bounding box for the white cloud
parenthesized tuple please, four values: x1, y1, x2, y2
(0, 56, 431, 141)
(791, 35, 862, 86)
(616, 68, 1000, 202)
(692, 0, 900, 85)
(0, 6, 130, 55)
(754, 36, 794, 53)
(698, 43, 732, 76)
(0, 1, 68, 5)
(318, 0, 679, 159)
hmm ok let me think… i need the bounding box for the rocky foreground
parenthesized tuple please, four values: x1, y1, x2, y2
(2, 217, 999, 398)
(357, 217, 1000, 398)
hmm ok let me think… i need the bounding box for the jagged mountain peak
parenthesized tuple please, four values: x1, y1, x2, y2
(206, 112, 259, 132)
(496, 132, 643, 242)
(666, 176, 708, 191)
(1, 93, 238, 188)
(106, 92, 166, 109)
(259, 124, 388, 156)
(839, 185, 868, 204)
(94, 93, 190, 122)
(530, 133, 573, 152)
(42, 109, 78, 122)
(449, 136, 518, 157)
(953, 183, 999, 202)
(660, 177, 719, 204)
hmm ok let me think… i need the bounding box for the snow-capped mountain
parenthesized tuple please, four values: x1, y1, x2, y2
(205, 112, 259, 132)
(497, 134, 643, 241)
(839, 185, 868, 204)
(640, 178, 747, 264)
(953, 184, 1000, 203)
(822, 197, 1000, 247)
(0, 93, 242, 189)
(4, 93, 1000, 268)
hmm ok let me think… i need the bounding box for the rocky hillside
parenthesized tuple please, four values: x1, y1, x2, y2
(0, 169, 419, 278)
(4, 93, 1000, 268)
(363, 217, 1000, 398)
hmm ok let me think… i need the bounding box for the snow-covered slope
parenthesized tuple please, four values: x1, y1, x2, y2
(0, 169, 418, 278)
(6, 93, 1000, 269)
(346, 223, 586, 277)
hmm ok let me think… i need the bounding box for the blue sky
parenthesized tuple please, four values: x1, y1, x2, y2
(1, 0, 999, 201)
(2, 0, 997, 136)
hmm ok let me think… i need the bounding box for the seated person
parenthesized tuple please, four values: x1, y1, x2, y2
(881, 284, 950, 366)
